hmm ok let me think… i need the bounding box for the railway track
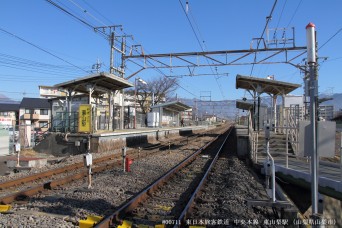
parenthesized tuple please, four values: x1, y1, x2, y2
(95, 127, 233, 227)
(188, 129, 277, 227)
(0, 126, 227, 206)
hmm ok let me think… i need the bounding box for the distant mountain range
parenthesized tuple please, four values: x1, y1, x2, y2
(319, 93, 342, 111)
(1, 92, 340, 117)
(0, 94, 20, 104)
(176, 93, 342, 120)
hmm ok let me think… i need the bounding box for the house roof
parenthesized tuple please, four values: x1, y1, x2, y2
(20, 98, 50, 109)
(0, 103, 20, 112)
(151, 101, 191, 112)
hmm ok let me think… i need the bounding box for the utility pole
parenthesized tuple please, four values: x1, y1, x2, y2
(306, 22, 319, 219)
(92, 58, 101, 73)
(115, 35, 133, 129)
(94, 26, 133, 130)
(94, 25, 124, 75)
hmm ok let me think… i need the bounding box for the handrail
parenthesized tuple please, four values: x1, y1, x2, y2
(247, 111, 258, 162)
(287, 108, 299, 155)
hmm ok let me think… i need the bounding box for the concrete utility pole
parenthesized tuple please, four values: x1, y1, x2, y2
(115, 35, 132, 129)
(94, 26, 133, 130)
(110, 31, 114, 74)
(95, 25, 124, 75)
(306, 22, 319, 217)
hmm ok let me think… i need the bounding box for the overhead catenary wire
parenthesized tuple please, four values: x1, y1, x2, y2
(244, 0, 278, 99)
(178, 0, 226, 100)
(286, 0, 303, 28)
(272, 0, 287, 41)
(46, 0, 212, 99)
(258, 0, 305, 84)
(250, 0, 278, 76)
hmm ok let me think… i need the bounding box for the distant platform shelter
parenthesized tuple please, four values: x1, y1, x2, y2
(150, 101, 191, 127)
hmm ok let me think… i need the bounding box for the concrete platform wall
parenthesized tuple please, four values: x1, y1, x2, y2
(34, 126, 213, 156)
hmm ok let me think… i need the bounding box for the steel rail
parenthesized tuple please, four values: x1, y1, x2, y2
(0, 154, 116, 190)
(0, 162, 114, 204)
(0, 131, 219, 205)
(95, 127, 230, 228)
(94, 133, 224, 228)
(0, 134, 199, 190)
(175, 127, 233, 226)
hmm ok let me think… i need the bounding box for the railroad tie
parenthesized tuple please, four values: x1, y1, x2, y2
(0, 204, 11, 212)
(79, 215, 103, 228)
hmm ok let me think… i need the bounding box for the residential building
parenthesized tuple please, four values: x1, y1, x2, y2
(19, 98, 51, 131)
(318, 105, 334, 121)
(0, 103, 19, 128)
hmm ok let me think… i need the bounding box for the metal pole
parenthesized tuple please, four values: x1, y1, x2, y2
(169, 141, 171, 154)
(110, 32, 114, 74)
(122, 147, 126, 172)
(267, 140, 276, 202)
(134, 79, 137, 129)
(253, 93, 256, 131)
(273, 95, 277, 133)
(306, 22, 318, 215)
(120, 90, 124, 130)
(265, 124, 276, 202)
(340, 133, 342, 182)
(286, 109, 289, 168)
(257, 96, 260, 132)
(87, 135, 92, 188)
(138, 147, 141, 167)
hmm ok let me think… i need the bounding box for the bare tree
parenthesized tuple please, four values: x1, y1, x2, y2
(126, 76, 179, 114)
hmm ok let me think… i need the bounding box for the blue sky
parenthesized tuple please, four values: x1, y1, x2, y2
(0, 0, 341, 102)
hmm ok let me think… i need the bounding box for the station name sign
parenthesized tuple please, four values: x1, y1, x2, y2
(78, 104, 92, 133)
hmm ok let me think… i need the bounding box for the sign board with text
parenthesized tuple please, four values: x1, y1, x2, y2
(78, 105, 92, 133)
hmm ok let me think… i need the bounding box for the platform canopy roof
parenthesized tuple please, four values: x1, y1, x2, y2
(236, 74, 301, 96)
(151, 101, 191, 112)
(54, 72, 133, 96)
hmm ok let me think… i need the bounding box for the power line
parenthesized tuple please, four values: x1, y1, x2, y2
(50, 0, 201, 99)
(80, 0, 113, 25)
(0, 90, 38, 95)
(286, 0, 303, 28)
(0, 27, 90, 74)
(45, 0, 108, 39)
(67, 0, 107, 26)
(0, 52, 86, 74)
(318, 27, 342, 50)
(46, 0, 93, 30)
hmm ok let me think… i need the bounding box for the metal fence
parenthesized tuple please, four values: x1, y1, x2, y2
(0, 125, 36, 155)
(52, 112, 78, 133)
